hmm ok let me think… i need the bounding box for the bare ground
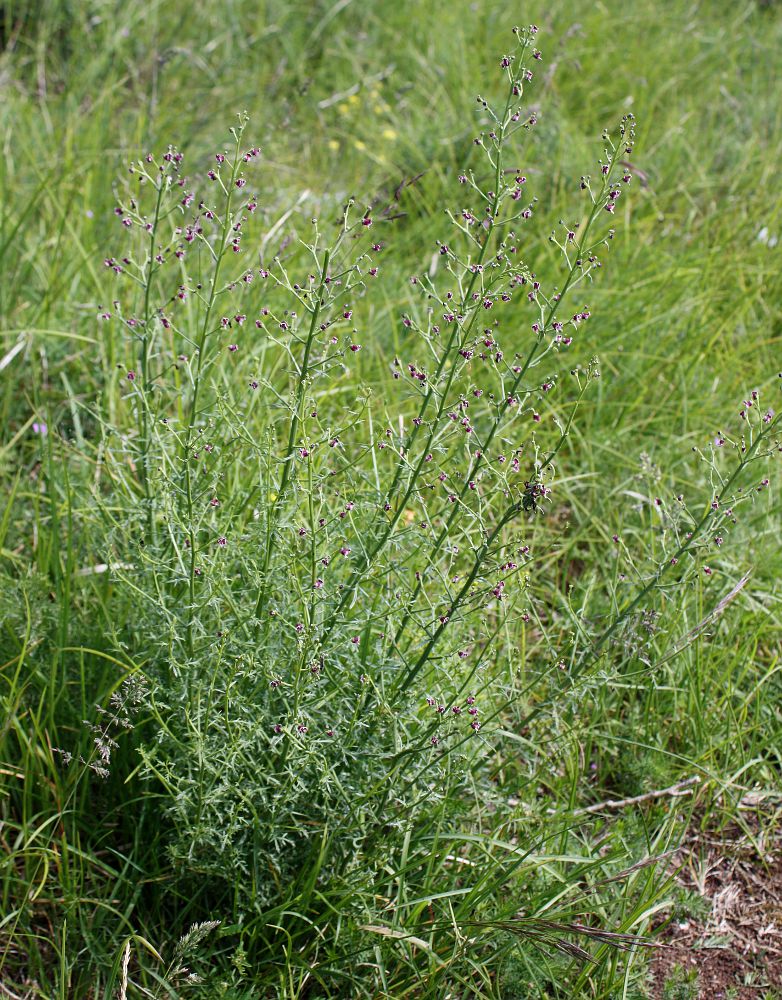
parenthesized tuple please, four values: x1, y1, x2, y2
(650, 802, 782, 998)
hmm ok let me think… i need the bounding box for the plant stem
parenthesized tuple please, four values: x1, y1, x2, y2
(253, 249, 330, 620)
(183, 132, 242, 657)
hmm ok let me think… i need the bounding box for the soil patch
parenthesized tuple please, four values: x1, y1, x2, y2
(650, 811, 782, 998)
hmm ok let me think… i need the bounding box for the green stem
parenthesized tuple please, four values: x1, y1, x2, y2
(579, 417, 776, 667)
(329, 126, 618, 650)
(138, 175, 166, 535)
(321, 90, 516, 638)
(184, 133, 242, 657)
(253, 249, 331, 620)
(390, 504, 518, 696)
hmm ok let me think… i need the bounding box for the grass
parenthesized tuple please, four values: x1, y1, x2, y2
(1, 0, 781, 997)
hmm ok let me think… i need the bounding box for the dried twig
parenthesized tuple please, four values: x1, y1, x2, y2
(573, 776, 701, 816)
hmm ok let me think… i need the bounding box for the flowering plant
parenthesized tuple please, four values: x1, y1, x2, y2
(76, 22, 780, 989)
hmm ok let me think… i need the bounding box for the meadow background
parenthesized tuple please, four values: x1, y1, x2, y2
(1, 0, 781, 997)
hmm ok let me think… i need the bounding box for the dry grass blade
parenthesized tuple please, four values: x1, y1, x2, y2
(360, 924, 441, 956)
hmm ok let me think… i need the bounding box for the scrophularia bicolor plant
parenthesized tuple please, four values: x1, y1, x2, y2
(86, 24, 779, 920)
